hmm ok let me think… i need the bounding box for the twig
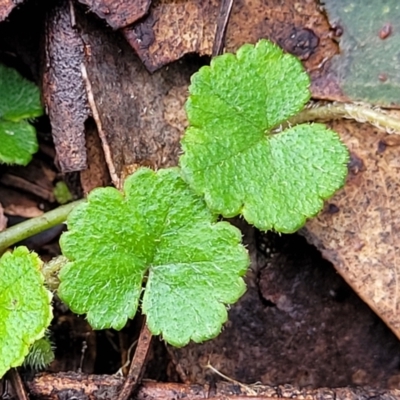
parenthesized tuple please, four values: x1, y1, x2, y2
(117, 320, 153, 400)
(287, 102, 400, 133)
(0, 199, 85, 255)
(212, 0, 234, 56)
(7, 369, 29, 400)
(81, 63, 121, 189)
(206, 363, 262, 396)
(26, 373, 400, 400)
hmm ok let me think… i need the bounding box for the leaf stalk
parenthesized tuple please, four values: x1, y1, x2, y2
(288, 102, 400, 133)
(0, 199, 85, 254)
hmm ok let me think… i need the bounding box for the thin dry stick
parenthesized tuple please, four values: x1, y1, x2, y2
(206, 363, 262, 396)
(287, 102, 400, 133)
(212, 0, 234, 56)
(81, 63, 120, 189)
(117, 320, 153, 400)
(7, 369, 29, 400)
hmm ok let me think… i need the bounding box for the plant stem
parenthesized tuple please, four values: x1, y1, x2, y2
(0, 199, 85, 255)
(287, 103, 400, 133)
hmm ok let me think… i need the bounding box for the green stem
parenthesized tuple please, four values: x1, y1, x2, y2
(287, 103, 400, 133)
(0, 199, 85, 255)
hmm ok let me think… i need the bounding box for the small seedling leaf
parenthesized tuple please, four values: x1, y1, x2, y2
(0, 247, 53, 378)
(0, 64, 42, 165)
(180, 40, 349, 233)
(24, 336, 55, 370)
(0, 64, 43, 121)
(58, 168, 249, 347)
(0, 120, 39, 165)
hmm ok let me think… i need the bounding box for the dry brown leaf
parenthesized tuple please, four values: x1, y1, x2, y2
(4, 205, 43, 218)
(225, 0, 337, 75)
(77, 0, 150, 29)
(301, 118, 400, 340)
(43, 0, 90, 173)
(122, 0, 340, 102)
(123, 0, 219, 73)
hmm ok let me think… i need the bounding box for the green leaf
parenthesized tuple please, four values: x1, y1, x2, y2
(0, 247, 53, 378)
(58, 168, 249, 347)
(180, 40, 349, 233)
(0, 120, 38, 165)
(0, 64, 43, 165)
(0, 64, 43, 121)
(24, 336, 55, 370)
(53, 181, 73, 205)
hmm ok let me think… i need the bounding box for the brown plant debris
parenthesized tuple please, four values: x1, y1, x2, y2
(0, 0, 24, 22)
(26, 373, 400, 400)
(123, 0, 219, 73)
(77, 7, 198, 185)
(301, 118, 400, 342)
(77, 0, 150, 30)
(43, 0, 90, 173)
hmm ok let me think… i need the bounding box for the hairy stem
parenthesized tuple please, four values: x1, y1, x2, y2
(287, 103, 400, 133)
(0, 199, 85, 254)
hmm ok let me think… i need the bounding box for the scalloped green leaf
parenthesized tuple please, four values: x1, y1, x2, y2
(0, 64, 43, 121)
(180, 40, 349, 233)
(0, 120, 39, 165)
(58, 168, 249, 347)
(0, 247, 53, 378)
(0, 64, 43, 165)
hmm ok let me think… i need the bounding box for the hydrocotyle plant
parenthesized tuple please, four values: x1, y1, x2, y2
(180, 40, 349, 232)
(0, 39, 349, 376)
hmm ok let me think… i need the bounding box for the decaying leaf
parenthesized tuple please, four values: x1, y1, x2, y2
(123, 0, 219, 73)
(301, 116, 400, 340)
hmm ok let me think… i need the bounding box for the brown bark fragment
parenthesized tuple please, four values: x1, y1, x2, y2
(301, 117, 400, 342)
(26, 373, 400, 400)
(0, 0, 23, 22)
(43, 0, 90, 173)
(77, 0, 150, 30)
(123, 0, 219, 73)
(77, 9, 197, 184)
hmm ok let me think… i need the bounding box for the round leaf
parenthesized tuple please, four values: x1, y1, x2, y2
(58, 168, 249, 347)
(0, 120, 38, 165)
(0, 247, 53, 378)
(0, 64, 43, 121)
(180, 40, 349, 232)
